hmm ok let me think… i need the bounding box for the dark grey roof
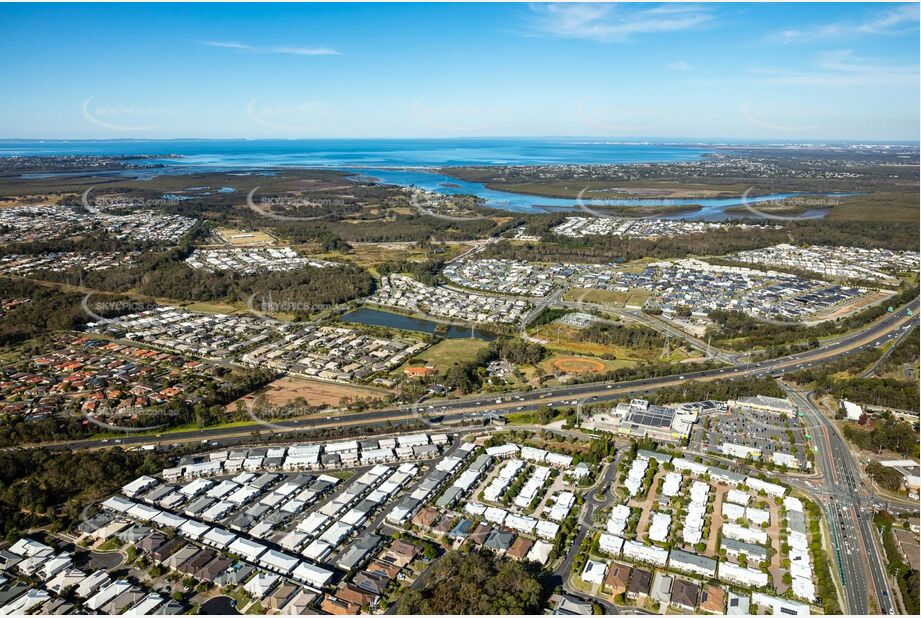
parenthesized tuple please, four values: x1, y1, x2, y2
(336, 534, 383, 571)
(720, 536, 768, 558)
(637, 449, 673, 463)
(669, 549, 717, 571)
(436, 486, 463, 508)
(250, 473, 278, 489)
(468, 454, 492, 474)
(787, 511, 807, 535)
(708, 467, 746, 483)
(142, 484, 174, 503)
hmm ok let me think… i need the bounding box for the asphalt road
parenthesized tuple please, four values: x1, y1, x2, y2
(785, 387, 897, 615)
(559, 301, 739, 365)
(860, 318, 917, 378)
(25, 299, 914, 615)
(553, 458, 622, 614)
(46, 299, 918, 452)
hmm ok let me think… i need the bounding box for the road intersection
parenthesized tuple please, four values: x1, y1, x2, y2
(24, 298, 919, 615)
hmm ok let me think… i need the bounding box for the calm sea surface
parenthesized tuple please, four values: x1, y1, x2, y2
(0, 139, 838, 219)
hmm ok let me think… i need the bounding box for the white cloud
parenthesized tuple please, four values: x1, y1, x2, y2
(751, 50, 918, 88)
(768, 4, 919, 43)
(666, 61, 690, 71)
(265, 46, 340, 56)
(528, 3, 713, 43)
(203, 41, 340, 56)
(204, 41, 251, 50)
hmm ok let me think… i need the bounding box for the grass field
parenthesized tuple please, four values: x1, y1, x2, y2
(563, 287, 651, 308)
(0, 338, 33, 363)
(826, 192, 919, 223)
(92, 418, 263, 441)
(550, 356, 606, 374)
(533, 324, 637, 357)
(400, 338, 490, 371)
(809, 289, 896, 323)
(182, 301, 244, 315)
(533, 323, 687, 366)
(316, 241, 475, 271)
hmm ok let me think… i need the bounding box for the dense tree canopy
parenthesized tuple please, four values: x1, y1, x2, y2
(0, 278, 114, 345)
(843, 417, 919, 458)
(398, 550, 546, 615)
(647, 376, 785, 405)
(580, 322, 664, 350)
(0, 448, 172, 539)
(137, 262, 374, 310)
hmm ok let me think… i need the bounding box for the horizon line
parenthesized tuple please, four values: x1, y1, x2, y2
(1, 136, 918, 145)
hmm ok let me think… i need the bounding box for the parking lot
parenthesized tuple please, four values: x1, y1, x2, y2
(690, 406, 809, 469)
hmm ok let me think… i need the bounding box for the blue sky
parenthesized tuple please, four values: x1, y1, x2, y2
(0, 2, 918, 140)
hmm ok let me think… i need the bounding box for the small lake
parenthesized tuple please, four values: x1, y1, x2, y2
(342, 307, 496, 341)
(199, 596, 240, 615)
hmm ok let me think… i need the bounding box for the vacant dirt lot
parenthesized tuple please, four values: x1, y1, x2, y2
(253, 377, 389, 408)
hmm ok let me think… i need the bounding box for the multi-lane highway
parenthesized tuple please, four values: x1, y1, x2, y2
(23, 297, 917, 616)
(786, 386, 897, 615)
(39, 299, 918, 454)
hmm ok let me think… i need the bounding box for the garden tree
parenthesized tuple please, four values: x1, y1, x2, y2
(0, 277, 134, 345)
(281, 213, 509, 244)
(443, 363, 476, 394)
(437, 337, 545, 394)
(578, 322, 664, 350)
(486, 214, 920, 260)
(568, 359, 723, 387)
(803, 500, 842, 615)
(874, 511, 920, 616)
(492, 338, 545, 365)
(377, 257, 444, 286)
(0, 359, 275, 447)
(138, 261, 373, 311)
(824, 378, 918, 414)
(843, 418, 919, 458)
(866, 461, 909, 491)
(397, 550, 547, 614)
(647, 377, 785, 405)
(879, 326, 919, 372)
(320, 236, 352, 253)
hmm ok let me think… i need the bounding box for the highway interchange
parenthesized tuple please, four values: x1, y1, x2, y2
(28, 296, 920, 615)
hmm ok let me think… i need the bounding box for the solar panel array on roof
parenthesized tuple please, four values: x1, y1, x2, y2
(624, 405, 675, 429)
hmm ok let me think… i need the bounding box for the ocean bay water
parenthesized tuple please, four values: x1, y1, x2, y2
(0, 138, 712, 165)
(0, 138, 834, 219)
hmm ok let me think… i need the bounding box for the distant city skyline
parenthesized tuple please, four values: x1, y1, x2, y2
(0, 2, 918, 141)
